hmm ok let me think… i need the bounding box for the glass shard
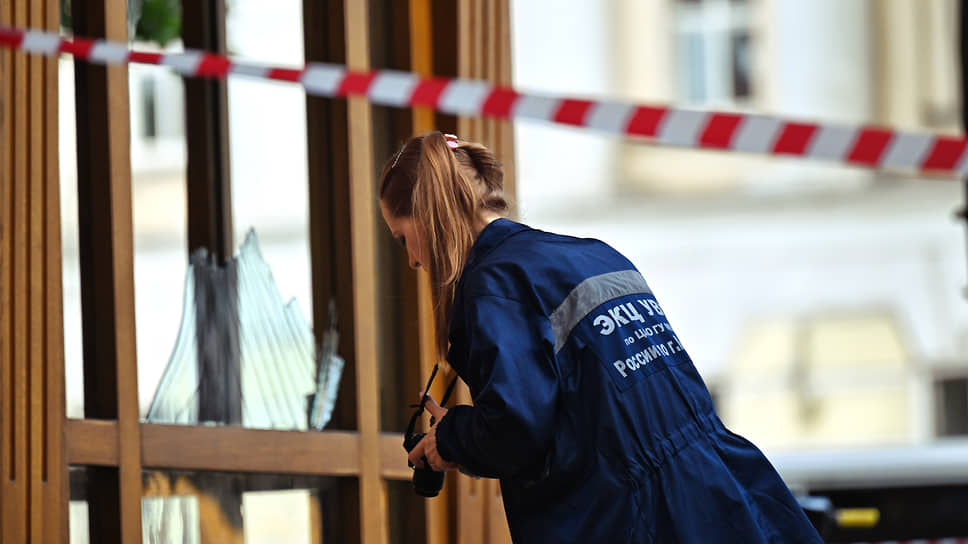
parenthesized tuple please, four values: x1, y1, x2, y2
(146, 230, 343, 431)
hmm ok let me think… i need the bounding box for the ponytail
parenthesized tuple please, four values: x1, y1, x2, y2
(378, 132, 508, 360)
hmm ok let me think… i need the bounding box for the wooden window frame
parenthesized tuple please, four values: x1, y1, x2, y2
(62, 1, 402, 542)
(0, 0, 512, 542)
(0, 0, 65, 541)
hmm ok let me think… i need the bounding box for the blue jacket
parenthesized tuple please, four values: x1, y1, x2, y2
(435, 219, 821, 543)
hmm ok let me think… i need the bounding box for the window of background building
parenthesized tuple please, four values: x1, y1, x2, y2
(674, 0, 752, 105)
(936, 376, 968, 437)
(721, 312, 916, 451)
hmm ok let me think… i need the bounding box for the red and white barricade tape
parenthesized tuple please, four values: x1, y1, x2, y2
(853, 539, 968, 544)
(2, 25, 968, 179)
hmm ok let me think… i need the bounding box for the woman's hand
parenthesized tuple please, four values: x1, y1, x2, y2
(408, 393, 459, 472)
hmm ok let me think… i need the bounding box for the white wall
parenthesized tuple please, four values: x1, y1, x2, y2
(510, 0, 619, 214)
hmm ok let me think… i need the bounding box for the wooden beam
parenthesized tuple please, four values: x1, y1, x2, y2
(454, 3, 516, 542)
(303, 1, 361, 542)
(456, 3, 487, 541)
(72, 0, 142, 541)
(28, 3, 45, 541)
(0, 1, 64, 541)
(494, 0, 516, 215)
(182, 0, 234, 262)
(409, 0, 435, 130)
(483, 8, 514, 540)
(455, 0, 515, 217)
(0, 0, 9, 535)
(1, 0, 30, 540)
(141, 425, 362, 475)
(42, 0, 67, 539)
(67, 420, 417, 481)
(405, 2, 456, 543)
(344, 1, 389, 542)
(380, 433, 414, 481)
(66, 419, 120, 467)
(303, 0, 359, 435)
(486, 479, 510, 544)
(30, 0, 68, 539)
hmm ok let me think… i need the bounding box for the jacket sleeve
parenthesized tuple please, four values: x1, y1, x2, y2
(434, 294, 558, 480)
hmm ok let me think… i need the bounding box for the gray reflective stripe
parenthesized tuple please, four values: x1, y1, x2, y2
(549, 269, 652, 353)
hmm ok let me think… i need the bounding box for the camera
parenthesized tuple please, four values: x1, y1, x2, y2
(403, 432, 445, 497)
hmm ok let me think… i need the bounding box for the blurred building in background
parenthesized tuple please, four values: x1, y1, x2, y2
(513, 0, 967, 455)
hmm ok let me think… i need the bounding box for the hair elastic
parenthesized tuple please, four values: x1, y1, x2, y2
(391, 133, 459, 170)
(390, 146, 404, 169)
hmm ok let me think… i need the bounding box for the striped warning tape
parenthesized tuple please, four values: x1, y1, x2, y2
(2, 24, 967, 178)
(852, 539, 968, 544)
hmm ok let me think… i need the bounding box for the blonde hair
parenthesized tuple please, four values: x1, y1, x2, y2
(379, 131, 508, 360)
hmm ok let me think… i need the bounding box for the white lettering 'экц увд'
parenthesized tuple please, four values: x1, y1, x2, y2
(594, 298, 664, 336)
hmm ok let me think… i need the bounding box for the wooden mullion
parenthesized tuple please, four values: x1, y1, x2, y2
(454, 3, 487, 544)
(72, 0, 142, 541)
(43, 0, 68, 538)
(344, 1, 388, 542)
(0, 0, 10, 538)
(495, 0, 516, 217)
(9, 0, 29, 542)
(1, 0, 29, 541)
(66, 419, 119, 466)
(304, 0, 356, 434)
(485, 479, 507, 544)
(457, 0, 482, 144)
(404, 1, 455, 543)
(430, 1, 458, 135)
(66, 420, 413, 480)
(28, 0, 45, 540)
(485, 1, 497, 132)
(453, 3, 516, 542)
(304, 0, 361, 542)
(1, 0, 8, 534)
(409, 0, 435, 131)
(182, 0, 234, 262)
(181, 2, 243, 470)
(485, 6, 514, 541)
(406, 0, 441, 421)
(140, 424, 364, 475)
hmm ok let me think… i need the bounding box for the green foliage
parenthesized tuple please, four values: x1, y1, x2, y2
(135, 0, 181, 47)
(59, 0, 181, 47)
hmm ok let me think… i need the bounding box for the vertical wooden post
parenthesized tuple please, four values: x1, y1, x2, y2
(455, 2, 516, 542)
(42, 0, 68, 540)
(1, 1, 65, 542)
(180, 7, 245, 540)
(457, 0, 515, 217)
(406, 2, 455, 543)
(304, 0, 358, 436)
(452, 0, 487, 523)
(1, 0, 30, 540)
(31, 1, 67, 542)
(344, 2, 389, 542)
(304, 0, 363, 541)
(72, 0, 143, 542)
(183, 0, 234, 263)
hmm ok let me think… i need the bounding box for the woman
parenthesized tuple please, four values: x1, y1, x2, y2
(382, 131, 821, 543)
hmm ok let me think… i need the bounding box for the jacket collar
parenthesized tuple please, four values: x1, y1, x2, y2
(465, 218, 530, 270)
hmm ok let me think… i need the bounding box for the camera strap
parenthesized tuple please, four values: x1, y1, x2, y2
(404, 363, 460, 438)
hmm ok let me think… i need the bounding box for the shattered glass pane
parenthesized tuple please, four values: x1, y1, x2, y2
(145, 230, 343, 431)
(139, 470, 349, 544)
